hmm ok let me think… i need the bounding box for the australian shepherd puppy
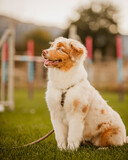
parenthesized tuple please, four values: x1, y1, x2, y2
(42, 37, 128, 151)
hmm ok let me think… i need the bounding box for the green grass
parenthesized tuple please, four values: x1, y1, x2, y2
(0, 89, 128, 160)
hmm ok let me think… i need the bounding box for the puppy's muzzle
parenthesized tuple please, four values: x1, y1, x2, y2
(42, 50, 48, 57)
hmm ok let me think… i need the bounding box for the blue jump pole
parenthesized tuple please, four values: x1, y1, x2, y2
(1, 42, 8, 101)
(116, 36, 124, 101)
(85, 36, 93, 82)
(27, 40, 34, 98)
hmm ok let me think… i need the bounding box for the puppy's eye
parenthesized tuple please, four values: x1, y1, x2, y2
(58, 48, 62, 51)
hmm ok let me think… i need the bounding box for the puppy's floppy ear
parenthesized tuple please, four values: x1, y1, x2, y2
(69, 41, 84, 60)
(57, 41, 66, 47)
(70, 41, 83, 53)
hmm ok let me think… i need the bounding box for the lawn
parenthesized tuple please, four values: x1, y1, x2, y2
(0, 89, 128, 160)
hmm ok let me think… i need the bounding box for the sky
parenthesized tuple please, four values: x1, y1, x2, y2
(0, 0, 128, 34)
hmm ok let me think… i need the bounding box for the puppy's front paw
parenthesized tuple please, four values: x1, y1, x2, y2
(67, 141, 79, 151)
(57, 141, 67, 151)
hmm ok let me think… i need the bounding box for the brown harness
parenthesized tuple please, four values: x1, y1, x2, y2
(61, 85, 75, 107)
(60, 78, 84, 107)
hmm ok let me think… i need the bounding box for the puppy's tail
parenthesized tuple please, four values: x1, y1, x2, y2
(126, 136, 128, 143)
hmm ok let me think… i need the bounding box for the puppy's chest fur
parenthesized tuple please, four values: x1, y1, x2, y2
(47, 84, 77, 111)
(46, 81, 88, 116)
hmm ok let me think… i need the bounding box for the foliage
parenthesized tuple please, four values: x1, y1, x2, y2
(64, 2, 119, 58)
(24, 29, 52, 56)
(0, 89, 128, 160)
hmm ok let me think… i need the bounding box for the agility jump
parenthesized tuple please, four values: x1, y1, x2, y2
(0, 23, 43, 111)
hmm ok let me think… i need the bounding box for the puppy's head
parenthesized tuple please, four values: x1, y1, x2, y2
(42, 37, 87, 71)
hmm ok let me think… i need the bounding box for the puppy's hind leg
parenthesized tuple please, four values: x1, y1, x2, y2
(91, 134, 101, 147)
(101, 127, 125, 147)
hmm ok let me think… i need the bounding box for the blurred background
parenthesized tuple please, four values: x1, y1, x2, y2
(0, 0, 128, 110)
(1, 1, 128, 158)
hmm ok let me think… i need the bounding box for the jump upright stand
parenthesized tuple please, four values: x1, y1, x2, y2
(0, 22, 15, 111)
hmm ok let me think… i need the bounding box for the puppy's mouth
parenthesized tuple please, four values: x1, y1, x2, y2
(42, 56, 62, 66)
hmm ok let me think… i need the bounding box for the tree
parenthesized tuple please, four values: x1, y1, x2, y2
(64, 2, 119, 59)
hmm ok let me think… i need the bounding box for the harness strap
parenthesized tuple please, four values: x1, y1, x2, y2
(60, 79, 84, 107)
(61, 91, 67, 107)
